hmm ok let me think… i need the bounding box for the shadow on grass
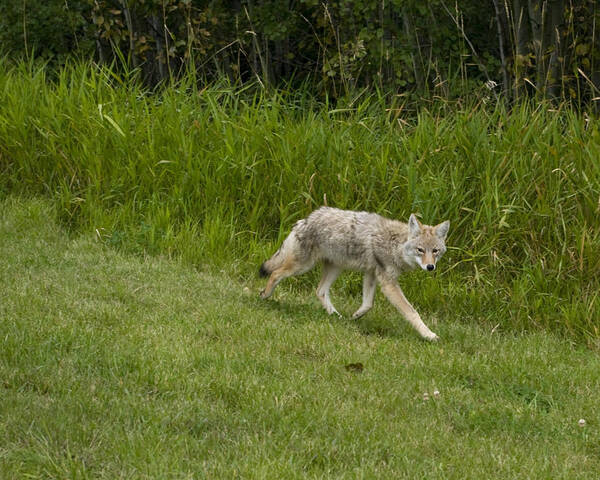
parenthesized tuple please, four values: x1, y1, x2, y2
(254, 296, 324, 325)
(350, 316, 415, 339)
(255, 294, 414, 339)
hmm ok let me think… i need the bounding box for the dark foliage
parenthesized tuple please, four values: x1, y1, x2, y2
(1, 0, 598, 102)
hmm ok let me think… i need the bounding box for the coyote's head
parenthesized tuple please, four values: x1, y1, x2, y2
(403, 214, 450, 272)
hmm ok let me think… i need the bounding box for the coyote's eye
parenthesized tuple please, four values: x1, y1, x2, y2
(432, 248, 439, 254)
(416, 247, 425, 254)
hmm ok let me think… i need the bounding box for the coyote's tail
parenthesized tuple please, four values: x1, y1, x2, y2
(258, 261, 271, 277)
(258, 248, 283, 278)
(258, 229, 298, 277)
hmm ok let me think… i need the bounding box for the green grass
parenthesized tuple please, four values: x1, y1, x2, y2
(2, 198, 599, 479)
(0, 60, 599, 343)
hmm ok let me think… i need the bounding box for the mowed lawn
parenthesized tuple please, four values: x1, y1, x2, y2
(1, 197, 599, 479)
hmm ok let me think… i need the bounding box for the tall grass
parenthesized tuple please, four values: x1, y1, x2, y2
(1, 60, 599, 342)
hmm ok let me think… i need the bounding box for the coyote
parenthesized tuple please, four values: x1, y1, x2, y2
(259, 207, 450, 341)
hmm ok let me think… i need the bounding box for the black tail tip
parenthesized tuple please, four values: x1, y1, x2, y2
(259, 262, 270, 278)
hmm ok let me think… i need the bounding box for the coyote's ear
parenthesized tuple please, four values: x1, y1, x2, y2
(408, 214, 422, 237)
(435, 220, 450, 240)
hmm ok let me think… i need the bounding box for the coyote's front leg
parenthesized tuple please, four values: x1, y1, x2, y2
(352, 272, 377, 319)
(376, 273, 439, 341)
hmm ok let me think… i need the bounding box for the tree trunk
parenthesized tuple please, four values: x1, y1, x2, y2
(149, 15, 166, 85)
(527, 0, 544, 93)
(95, 32, 105, 65)
(512, 0, 530, 99)
(120, 0, 138, 68)
(526, 0, 566, 99)
(402, 10, 425, 91)
(545, 0, 565, 99)
(492, 0, 510, 99)
(593, 1, 600, 94)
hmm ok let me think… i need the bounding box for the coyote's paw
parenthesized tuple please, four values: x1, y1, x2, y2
(422, 331, 440, 342)
(351, 308, 370, 320)
(259, 289, 270, 300)
(326, 306, 341, 317)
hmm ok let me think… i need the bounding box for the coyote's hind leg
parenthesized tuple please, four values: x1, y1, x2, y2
(260, 256, 314, 299)
(316, 261, 342, 315)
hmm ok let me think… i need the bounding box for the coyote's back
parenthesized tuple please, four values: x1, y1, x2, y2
(260, 208, 389, 275)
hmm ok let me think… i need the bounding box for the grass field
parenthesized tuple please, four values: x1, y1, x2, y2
(2, 198, 599, 479)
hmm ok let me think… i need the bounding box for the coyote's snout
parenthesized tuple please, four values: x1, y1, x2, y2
(259, 207, 450, 341)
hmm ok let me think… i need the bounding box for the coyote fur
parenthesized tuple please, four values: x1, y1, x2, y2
(259, 207, 450, 341)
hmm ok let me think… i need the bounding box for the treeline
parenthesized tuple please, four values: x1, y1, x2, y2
(1, 1, 598, 102)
